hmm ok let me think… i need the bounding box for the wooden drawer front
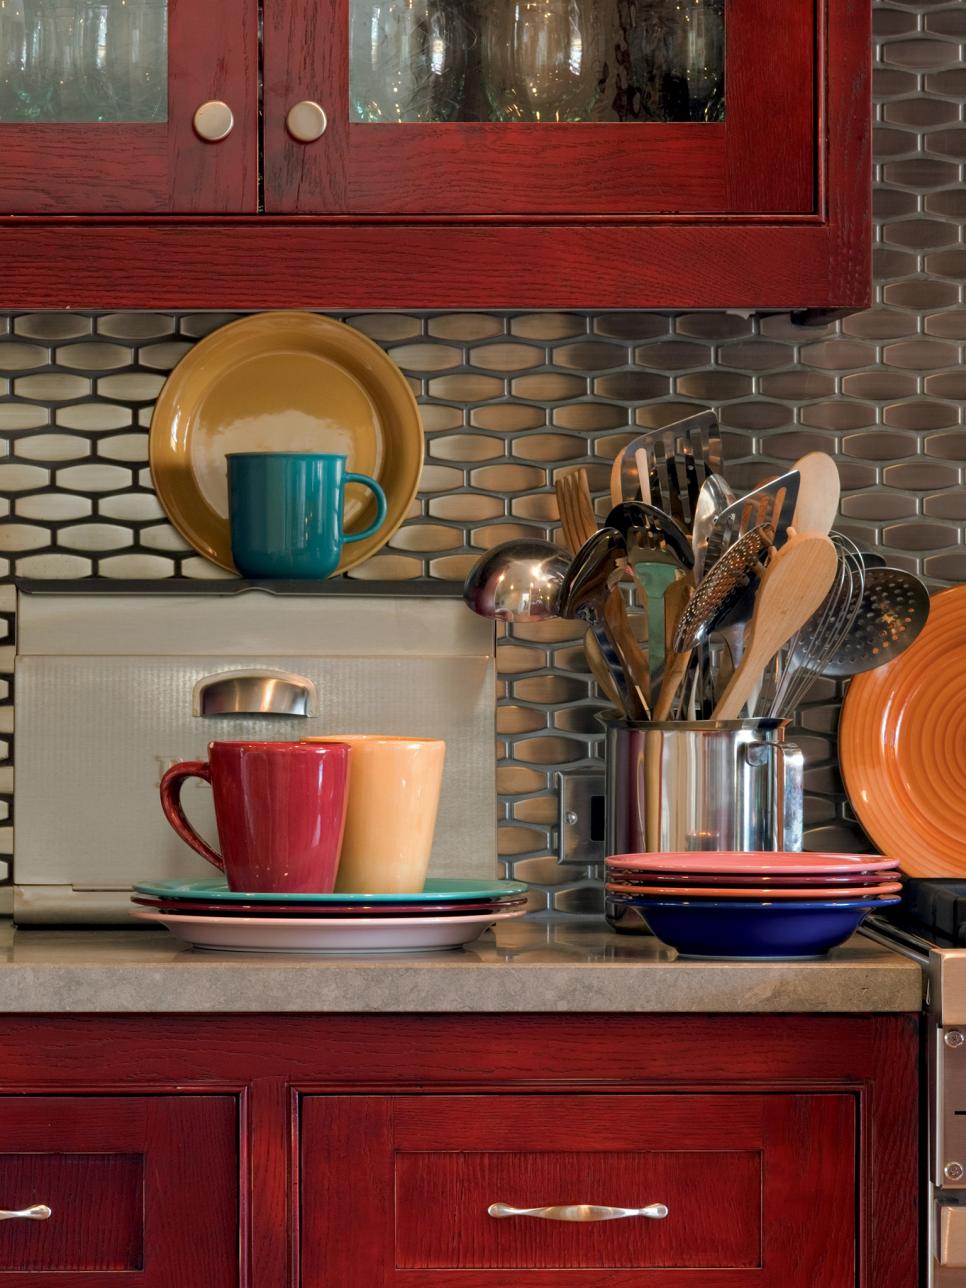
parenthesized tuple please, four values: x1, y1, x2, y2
(0, 1153, 141, 1271)
(0, 1096, 238, 1286)
(300, 1093, 856, 1287)
(395, 1149, 759, 1269)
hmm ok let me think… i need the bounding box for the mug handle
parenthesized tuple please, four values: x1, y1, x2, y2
(159, 761, 225, 872)
(343, 473, 388, 543)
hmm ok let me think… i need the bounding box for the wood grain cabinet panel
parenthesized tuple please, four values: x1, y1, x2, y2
(299, 1093, 856, 1287)
(0, 0, 870, 309)
(0, 0, 258, 214)
(0, 1014, 915, 1287)
(0, 1153, 141, 1271)
(0, 1096, 239, 1287)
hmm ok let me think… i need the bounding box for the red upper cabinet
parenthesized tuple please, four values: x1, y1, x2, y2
(1, 0, 870, 310)
(0, 0, 258, 214)
(264, 0, 815, 218)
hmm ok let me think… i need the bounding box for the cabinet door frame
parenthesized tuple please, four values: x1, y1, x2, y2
(299, 1091, 857, 1287)
(0, 0, 258, 214)
(264, 0, 815, 216)
(0, 1094, 239, 1287)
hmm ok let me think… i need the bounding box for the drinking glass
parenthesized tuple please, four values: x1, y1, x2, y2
(16, 0, 80, 120)
(6, 0, 167, 122)
(483, 0, 604, 122)
(628, 0, 724, 122)
(75, 0, 168, 122)
(350, 0, 469, 122)
(0, 1, 28, 120)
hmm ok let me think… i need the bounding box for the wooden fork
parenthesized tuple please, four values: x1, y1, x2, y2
(555, 469, 641, 716)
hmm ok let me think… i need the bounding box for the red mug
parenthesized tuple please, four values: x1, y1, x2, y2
(159, 740, 350, 893)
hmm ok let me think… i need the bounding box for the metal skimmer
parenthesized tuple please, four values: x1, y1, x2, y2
(672, 523, 775, 654)
(821, 565, 930, 678)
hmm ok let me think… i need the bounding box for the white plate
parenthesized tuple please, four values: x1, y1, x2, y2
(129, 907, 526, 954)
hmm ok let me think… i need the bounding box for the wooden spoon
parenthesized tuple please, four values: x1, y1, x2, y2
(791, 451, 840, 537)
(712, 532, 839, 721)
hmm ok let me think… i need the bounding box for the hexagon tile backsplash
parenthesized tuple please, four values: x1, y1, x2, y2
(0, 0, 963, 911)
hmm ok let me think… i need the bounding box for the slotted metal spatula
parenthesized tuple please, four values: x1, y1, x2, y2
(704, 468, 801, 572)
(611, 410, 722, 530)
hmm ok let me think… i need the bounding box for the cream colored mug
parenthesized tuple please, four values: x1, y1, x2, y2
(301, 736, 446, 893)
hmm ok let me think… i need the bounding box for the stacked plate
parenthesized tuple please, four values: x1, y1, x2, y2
(606, 852, 901, 960)
(131, 877, 529, 954)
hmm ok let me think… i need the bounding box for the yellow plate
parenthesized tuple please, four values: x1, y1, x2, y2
(149, 312, 424, 575)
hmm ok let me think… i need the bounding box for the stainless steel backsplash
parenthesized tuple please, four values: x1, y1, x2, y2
(0, 0, 960, 910)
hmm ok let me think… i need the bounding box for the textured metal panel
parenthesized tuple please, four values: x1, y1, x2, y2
(15, 650, 494, 910)
(17, 590, 493, 659)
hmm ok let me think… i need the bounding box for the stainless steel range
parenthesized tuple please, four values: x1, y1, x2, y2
(865, 881, 966, 1288)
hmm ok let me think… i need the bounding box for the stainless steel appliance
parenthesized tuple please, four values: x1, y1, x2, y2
(14, 586, 496, 921)
(864, 883, 966, 1288)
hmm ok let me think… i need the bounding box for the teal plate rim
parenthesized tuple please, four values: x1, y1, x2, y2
(133, 876, 529, 904)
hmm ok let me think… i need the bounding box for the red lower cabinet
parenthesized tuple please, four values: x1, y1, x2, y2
(299, 1093, 856, 1287)
(0, 1096, 239, 1286)
(0, 1014, 917, 1287)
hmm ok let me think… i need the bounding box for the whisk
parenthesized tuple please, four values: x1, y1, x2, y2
(761, 531, 866, 718)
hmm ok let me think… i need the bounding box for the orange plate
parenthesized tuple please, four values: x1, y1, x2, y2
(840, 585, 966, 878)
(606, 881, 902, 901)
(149, 312, 424, 575)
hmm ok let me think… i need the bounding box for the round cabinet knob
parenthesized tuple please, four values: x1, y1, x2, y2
(287, 100, 327, 143)
(193, 101, 234, 142)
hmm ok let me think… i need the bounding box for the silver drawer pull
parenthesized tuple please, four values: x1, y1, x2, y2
(0, 1204, 51, 1222)
(488, 1202, 668, 1222)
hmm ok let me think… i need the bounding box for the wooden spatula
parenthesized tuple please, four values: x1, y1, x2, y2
(712, 532, 839, 721)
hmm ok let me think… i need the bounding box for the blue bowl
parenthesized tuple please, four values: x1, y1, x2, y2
(614, 897, 901, 960)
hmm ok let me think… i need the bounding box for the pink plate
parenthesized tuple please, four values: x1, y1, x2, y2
(606, 880, 903, 901)
(604, 869, 896, 888)
(606, 851, 900, 876)
(129, 906, 527, 954)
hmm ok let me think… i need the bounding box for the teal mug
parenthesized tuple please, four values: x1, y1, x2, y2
(228, 452, 388, 579)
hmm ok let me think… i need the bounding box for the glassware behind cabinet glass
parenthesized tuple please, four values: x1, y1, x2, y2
(623, 0, 724, 122)
(0, 0, 168, 123)
(0, 0, 28, 120)
(76, 0, 168, 121)
(482, 0, 605, 123)
(350, 0, 469, 122)
(3, 0, 80, 121)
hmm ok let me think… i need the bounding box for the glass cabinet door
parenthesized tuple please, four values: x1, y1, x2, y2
(0, 0, 257, 212)
(0, 0, 169, 124)
(265, 0, 813, 215)
(348, 0, 724, 125)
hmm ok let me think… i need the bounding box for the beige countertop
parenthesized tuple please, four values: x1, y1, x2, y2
(0, 918, 922, 1014)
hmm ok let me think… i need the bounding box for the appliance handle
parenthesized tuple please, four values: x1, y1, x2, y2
(192, 670, 318, 718)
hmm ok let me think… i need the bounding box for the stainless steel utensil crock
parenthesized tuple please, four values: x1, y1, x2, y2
(603, 716, 804, 933)
(603, 717, 804, 858)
